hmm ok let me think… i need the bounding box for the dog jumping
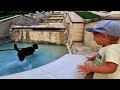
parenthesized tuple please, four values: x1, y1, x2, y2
(14, 43, 38, 61)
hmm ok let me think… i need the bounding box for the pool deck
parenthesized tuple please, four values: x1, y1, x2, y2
(0, 54, 93, 79)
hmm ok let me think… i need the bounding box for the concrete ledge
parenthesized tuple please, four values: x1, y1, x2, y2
(0, 54, 93, 79)
(12, 23, 65, 29)
(68, 12, 85, 23)
(0, 15, 21, 23)
(42, 17, 63, 20)
(89, 11, 107, 17)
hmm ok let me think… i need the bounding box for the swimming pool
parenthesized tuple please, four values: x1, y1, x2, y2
(0, 42, 68, 76)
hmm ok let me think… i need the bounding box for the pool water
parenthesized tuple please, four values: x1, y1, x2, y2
(0, 42, 68, 76)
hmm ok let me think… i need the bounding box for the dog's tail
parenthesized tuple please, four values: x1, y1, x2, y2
(14, 44, 20, 52)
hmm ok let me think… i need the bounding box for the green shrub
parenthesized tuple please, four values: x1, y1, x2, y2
(0, 15, 16, 20)
(0, 11, 35, 20)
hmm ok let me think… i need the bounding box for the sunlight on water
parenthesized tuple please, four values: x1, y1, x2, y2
(0, 42, 68, 76)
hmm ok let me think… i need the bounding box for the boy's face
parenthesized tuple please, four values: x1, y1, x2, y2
(93, 32, 102, 45)
(93, 32, 110, 46)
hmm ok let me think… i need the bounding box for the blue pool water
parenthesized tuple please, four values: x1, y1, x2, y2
(0, 42, 68, 76)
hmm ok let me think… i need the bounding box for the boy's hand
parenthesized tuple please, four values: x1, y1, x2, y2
(85, 55, 96, 61)
(77, 62, 91, 75)
(86, 56, 94, 61)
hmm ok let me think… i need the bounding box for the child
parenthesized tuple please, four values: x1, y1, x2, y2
(77, 20, 120, 79)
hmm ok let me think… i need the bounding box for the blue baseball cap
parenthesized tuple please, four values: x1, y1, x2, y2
(86, 20, 120, 37)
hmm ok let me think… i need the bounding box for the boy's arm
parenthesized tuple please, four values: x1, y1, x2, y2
(77, 62, 118, 74)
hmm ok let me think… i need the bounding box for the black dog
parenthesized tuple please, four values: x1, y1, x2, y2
(14, 43, 38, 61)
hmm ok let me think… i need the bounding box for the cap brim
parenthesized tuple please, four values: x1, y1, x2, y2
(86, 28, 95, 32)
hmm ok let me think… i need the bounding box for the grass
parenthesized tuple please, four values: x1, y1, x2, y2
(75, 11, 100, 19)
